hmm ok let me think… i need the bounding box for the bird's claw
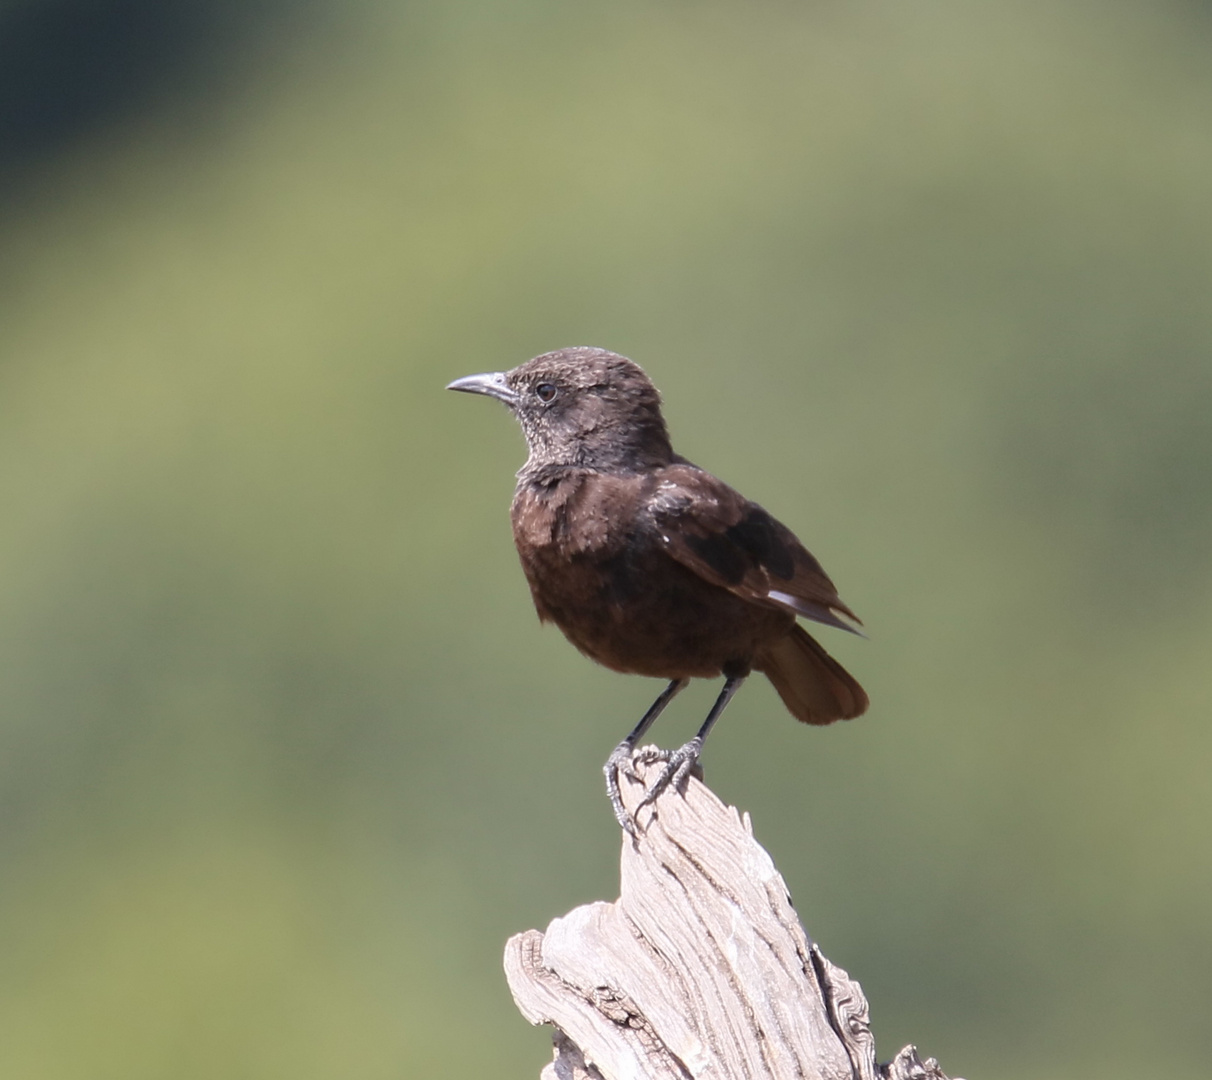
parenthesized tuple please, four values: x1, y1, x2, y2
(605, 737, 706, 833)
(636, 737, 704, 810)
(604, 741, 642, 835)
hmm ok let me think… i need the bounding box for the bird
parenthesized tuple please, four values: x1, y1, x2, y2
(447, 347, 867, 832)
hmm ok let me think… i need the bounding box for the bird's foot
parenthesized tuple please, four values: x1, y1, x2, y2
(604, 741, 642, 834)
(635, 736, 704, 811)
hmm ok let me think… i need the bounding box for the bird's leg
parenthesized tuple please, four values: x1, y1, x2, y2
(636, 674, 747, 811)
(605, 678, 688, 833)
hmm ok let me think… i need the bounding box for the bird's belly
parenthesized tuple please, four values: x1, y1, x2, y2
(524, 548, 793, 680)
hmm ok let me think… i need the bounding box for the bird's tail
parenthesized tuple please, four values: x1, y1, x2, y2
(755, 624, 869, 725)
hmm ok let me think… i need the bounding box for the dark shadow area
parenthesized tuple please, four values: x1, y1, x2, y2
(0, 0, 318, 183)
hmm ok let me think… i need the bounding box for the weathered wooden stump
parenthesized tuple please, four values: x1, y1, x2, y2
(505, 754, 962, 1080)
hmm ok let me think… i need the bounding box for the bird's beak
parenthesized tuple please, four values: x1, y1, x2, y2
(446, 371, 518, 406)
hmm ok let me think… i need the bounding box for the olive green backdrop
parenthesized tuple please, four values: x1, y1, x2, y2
(0, 1, 1209, 1077)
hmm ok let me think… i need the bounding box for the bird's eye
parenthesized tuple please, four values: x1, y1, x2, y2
(535, 383, 558, 403)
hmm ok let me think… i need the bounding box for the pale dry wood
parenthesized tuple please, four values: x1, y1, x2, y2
(504, 754, 963, 1080)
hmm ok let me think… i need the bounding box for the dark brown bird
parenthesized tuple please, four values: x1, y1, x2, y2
(448, 347, 867, 831)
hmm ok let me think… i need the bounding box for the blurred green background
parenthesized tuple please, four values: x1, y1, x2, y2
(1, 0, 1210, 1077)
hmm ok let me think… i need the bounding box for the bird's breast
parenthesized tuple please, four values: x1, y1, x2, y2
(511, 471, 645, 556)
(509, 475, 791, 679)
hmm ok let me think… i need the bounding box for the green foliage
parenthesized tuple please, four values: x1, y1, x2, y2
(0, 1, 1209, 1076)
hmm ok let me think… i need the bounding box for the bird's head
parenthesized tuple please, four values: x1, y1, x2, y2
(447, 347, 674, 472)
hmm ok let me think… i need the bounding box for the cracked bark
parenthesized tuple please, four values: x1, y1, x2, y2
(504, 755, 963, 1080)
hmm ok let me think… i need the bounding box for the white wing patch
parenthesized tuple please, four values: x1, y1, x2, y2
(767, 589, 806, 612)
(767, 589, 866, 636)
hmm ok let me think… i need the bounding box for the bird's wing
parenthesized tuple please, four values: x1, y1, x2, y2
(646, 462, 863, 635)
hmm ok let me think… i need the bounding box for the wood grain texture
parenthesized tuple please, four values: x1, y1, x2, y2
(505, 756, 962, 1080)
